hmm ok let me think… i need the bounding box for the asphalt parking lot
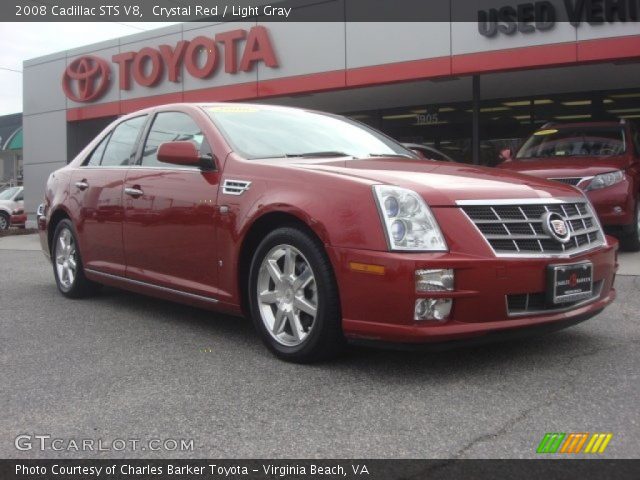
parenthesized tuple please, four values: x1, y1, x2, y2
(1, 238, 639, 459)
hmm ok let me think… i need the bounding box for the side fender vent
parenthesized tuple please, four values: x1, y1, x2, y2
(223, 179, 252, 196)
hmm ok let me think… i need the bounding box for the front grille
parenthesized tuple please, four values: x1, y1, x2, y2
(460, 200, 604, 256)
(506, 280, 603, 316)
(549, 177, 583, 186)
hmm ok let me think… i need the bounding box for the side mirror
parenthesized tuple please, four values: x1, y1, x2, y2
(157, 141, 215, 170)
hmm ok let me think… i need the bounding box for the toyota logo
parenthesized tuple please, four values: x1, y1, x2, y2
(62, 56, 111, 103)
(542, 212, 571, 244)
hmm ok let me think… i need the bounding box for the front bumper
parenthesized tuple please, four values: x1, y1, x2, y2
(327, 241, 617, 344)
(9, 213, 27, 226)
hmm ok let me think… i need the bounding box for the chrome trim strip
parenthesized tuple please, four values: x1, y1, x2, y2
(505, 281, 604, 318)
(78, 166, 202, 172)
(128, 165, 201, 172)
(487, 244, 604, 259)
(84, 269, 219, 304)
(456, 197, 584, 206)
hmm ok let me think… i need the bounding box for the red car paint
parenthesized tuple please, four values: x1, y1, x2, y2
(38, 104, 617, 347)
(498, 122, 640, 231)
(10, 213, 27, 227)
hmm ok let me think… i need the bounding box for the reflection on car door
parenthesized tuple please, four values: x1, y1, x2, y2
(122, 110, 221, 299)
(70, 115, 147, 276)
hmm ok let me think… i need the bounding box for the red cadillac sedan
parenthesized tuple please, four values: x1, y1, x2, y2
(498, 121, 640, 251)
(38, 104, 617, 362)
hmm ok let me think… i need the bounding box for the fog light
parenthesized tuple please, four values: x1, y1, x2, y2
(414, 298, 452, 321)
(416, 269, 454, 292)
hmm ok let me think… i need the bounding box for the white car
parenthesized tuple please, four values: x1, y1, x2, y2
(0, 186, 25, 230)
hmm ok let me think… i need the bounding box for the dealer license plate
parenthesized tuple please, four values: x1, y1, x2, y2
(547, 262, 593, 305)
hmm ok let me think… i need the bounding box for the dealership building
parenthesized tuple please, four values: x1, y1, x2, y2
(21, 3, 640, 223)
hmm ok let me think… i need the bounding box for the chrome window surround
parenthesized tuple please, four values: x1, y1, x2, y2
(77, 165, 201, 172)
(457, 197, 607, 259)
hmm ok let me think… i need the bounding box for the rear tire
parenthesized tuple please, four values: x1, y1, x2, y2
(52, 219, 101, 298)
(248, 226, 344, 363)
(620, 199, 640, 252)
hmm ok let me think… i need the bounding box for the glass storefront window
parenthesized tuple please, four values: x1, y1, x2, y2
(346, 87, 640, 167)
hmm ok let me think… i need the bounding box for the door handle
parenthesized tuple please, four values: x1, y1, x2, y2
(75, 180, 89, 191)
(124, 187, 144, 198)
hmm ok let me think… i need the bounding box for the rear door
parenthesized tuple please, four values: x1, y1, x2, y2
(70, 115, 147, 276)
(122, 110, 221, 298)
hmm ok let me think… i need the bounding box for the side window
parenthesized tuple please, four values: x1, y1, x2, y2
(84, 133, 110, 166)
(141, 112, 205, 167)
(100, 115, 147, 167)
(14, 191, 23, 202)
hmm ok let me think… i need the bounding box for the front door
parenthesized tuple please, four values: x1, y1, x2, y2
(122, 111, 221, 298)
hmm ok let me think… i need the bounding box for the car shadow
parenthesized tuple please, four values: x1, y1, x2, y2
(72, 284, 607, 380)
(95, 285, 255, 336)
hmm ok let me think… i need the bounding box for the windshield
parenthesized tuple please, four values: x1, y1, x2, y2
(516, 127, 626, 159)
(0, 187, 20, 200)
(204, 105, 415, 160)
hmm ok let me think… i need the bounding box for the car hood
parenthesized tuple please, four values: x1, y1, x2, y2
(0, 199, 16, 208)
(286, 157, 581, 206)
(497, 156, 628, 179)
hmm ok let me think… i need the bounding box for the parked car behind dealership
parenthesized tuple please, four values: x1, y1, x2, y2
(497, 121, 640, 251)
(0, 185, 25, 230)
(38, 104, 616, 362)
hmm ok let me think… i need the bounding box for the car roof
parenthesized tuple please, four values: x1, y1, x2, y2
(538, 121, 625, 130)
(118, 102, 325, 122)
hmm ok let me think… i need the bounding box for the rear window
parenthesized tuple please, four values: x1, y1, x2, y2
(517, 127, 626, 159)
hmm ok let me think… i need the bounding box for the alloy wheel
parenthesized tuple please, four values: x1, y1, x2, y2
(0, 215, 8, 230)
(257, 244, 318, 347)
(55, 227, 78, 289)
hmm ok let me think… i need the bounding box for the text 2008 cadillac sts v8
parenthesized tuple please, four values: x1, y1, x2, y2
(38, 104, 617, 362)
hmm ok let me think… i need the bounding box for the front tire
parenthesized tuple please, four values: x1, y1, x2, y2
(0, 212, 9, 230)
(52, 219, 100, 298)
(620, 199, 640, 252)
(248, 227, 344, 363)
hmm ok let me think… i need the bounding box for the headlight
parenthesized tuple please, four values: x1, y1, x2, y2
(373, 185, 447, 251)
(585, 170, 624, 191)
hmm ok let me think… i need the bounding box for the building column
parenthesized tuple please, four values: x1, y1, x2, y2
(472, 75, 481, 165)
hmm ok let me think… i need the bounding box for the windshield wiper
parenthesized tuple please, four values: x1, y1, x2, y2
(283, 151, 353, 158)
(368, 153, 414, 159)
